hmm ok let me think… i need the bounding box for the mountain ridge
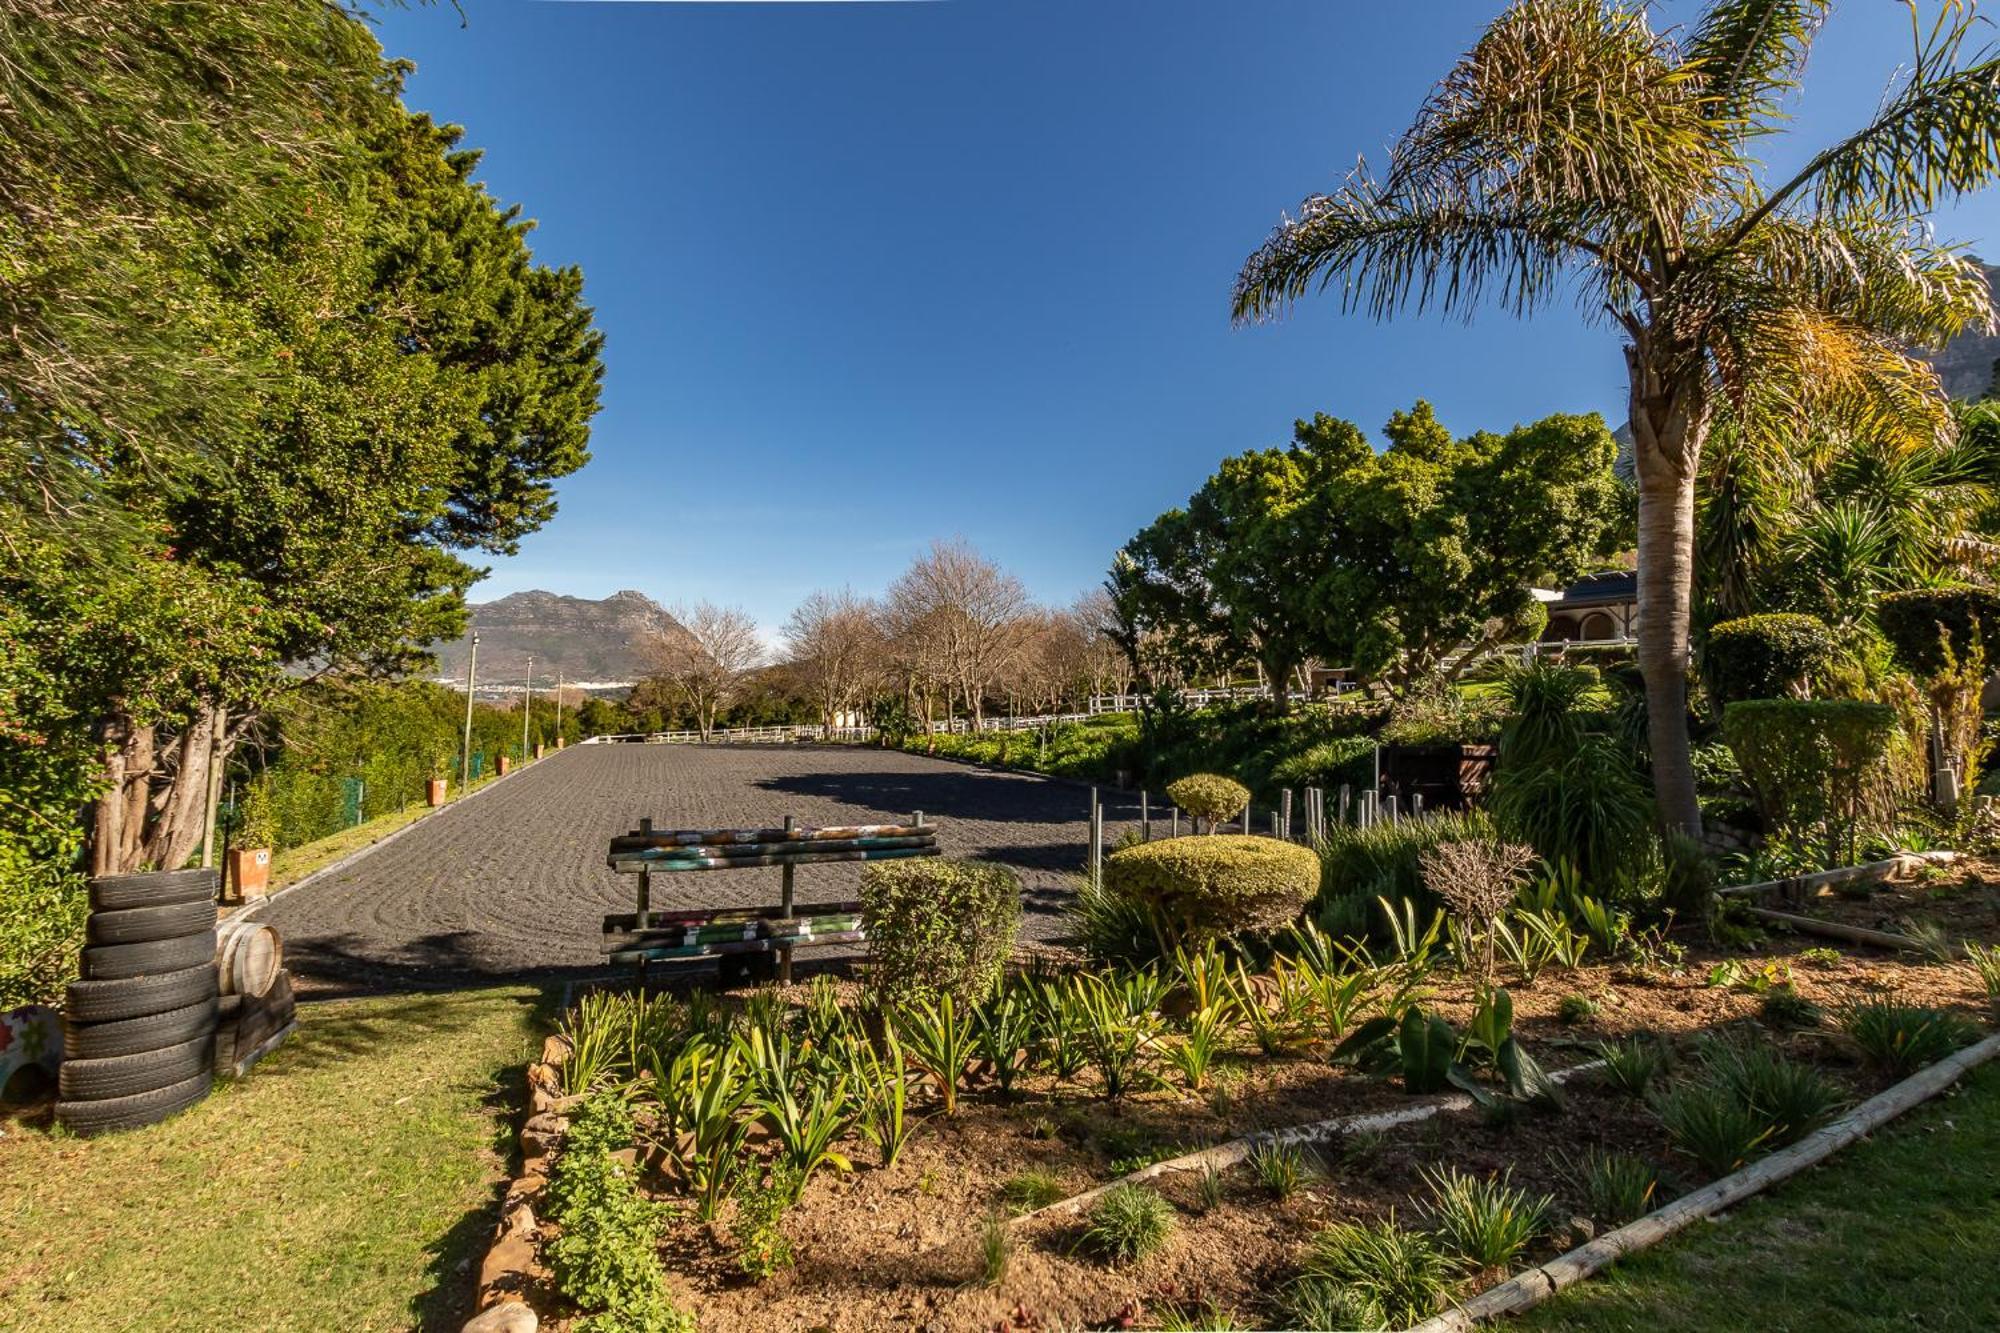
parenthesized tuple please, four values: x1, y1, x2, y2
(431, 589, 687, 691)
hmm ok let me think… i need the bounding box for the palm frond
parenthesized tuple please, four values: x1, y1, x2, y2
(1231, 168, 1599, 323)
(1737, 211, 1993, 348)
(1717, 305, 1955, 453)
(1748, 4, 2000, 226)
(1684, 0, 1829, 133)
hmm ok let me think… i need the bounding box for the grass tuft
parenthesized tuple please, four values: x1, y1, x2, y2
(1295, 1217, 1452, 1327)
(1840, 1001, 1979, 1075)
(1080, 1183, 1176, 1265)
(1421, 1165, 1551, 1270)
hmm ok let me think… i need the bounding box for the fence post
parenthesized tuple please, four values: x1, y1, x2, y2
(1171, 807, 1181, 838)
(1088, 788, 1103, 889)
(1269, 811, 1280, 839)
(1338, 785, 1352, 827)
(778, 814, 797, 985)
(1361, 789, 1377, 827)
(1281, 788, 1294, 841)
(1140, 790, 1151, 842)
(1411, 793, 1424, 820)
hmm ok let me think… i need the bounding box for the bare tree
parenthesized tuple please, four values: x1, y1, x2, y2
(1072, 588, 1135, 701)
(646, 602, 765, 741)
(782, 587, 883, 736)
(884, 539, 1028, 728)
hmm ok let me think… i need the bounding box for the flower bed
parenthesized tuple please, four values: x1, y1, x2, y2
(497, 868, 1999, 1333)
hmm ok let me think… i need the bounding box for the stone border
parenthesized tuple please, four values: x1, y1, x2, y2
(460, 1033, 575, 1333)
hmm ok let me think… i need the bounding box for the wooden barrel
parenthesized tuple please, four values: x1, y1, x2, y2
(215, 921, 282, 997)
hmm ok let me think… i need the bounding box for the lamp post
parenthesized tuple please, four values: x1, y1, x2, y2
(460, 630, 479, 798)
(522, 654, 534, 762)
(554, 669, 565, 745)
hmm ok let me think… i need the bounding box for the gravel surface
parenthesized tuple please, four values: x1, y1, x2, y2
(256, 743, 1139, 993)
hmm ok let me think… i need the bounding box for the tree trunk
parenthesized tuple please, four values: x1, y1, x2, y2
(1629, 346, 1706, 836)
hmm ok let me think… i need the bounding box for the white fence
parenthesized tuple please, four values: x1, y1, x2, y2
(585, 725, 877, 745)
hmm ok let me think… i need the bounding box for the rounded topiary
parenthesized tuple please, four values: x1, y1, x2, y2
(861, 857, 1021, 1009)
(1101, 834, 1319, 944)
(1877, 585, 2000, 678)
(1702, 613, 1835, 704)
(1165, 773, 1250, 829)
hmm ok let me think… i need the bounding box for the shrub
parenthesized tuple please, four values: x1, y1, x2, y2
(1560, 1148, 1659, 1226)
(1419, 838, 1537, 982)
(1723, 699, 1904, 869)
(1491, 735, 1652, 889)
(1698, 1038, 1842, 1146)
(0, 855, 88, 1008)
(1421, 1166, 1551, 1270)
(1557, 993, 1597, 1024)
(1703, 614, 1836, 704)
(861, 857, 1021, 1009)
(1877, 585, 2000, 678)
(1313, 809, 1495, 933)
(547, 1094, 694, 1332)
(1100, 834, 1319, 947)
(731, 1165, 799, 1281)
(1165, 773, 1251, 830)
(1270, 735, 1378, 789)
(1295, 1219, 1452, 1327)
(1839, 1000, 1978, 1074)
(1081, 1183, 1176, 1264)
(1648, 1081, 1772, 1175)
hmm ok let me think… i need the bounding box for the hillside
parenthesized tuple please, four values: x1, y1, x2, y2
(431, 590, 687, 692)
(1929, 259, 2000, 401)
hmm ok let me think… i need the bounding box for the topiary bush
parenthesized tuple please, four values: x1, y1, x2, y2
(1722, 699, 1904, 869)
(861, 857, 1022, 1009)
(1703, 614, 1835, 704)
(1101, 834, 1319, 947)
(1165, 773, 1250, 831)
(1877, 585, 2000, 678)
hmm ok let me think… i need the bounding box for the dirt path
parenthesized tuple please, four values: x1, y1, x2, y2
(255, 743, 1132, 992)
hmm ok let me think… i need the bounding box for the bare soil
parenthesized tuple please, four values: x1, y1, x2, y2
(1778, 856, 2000, 944)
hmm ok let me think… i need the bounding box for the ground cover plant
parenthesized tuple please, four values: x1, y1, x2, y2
(517, 858, 1999, 1331)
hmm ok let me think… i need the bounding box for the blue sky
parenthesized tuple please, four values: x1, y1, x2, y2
(375, 0, 2000, 635)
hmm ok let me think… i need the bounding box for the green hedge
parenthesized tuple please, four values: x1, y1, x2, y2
(1165, 773, 1251, 825)
(1877, 586, 2000, 677)
(1704, 613, 1835, 703)
(860, 857, 1021, 1008)
(1722, 699, 1903, 868)
(1102, 834, 1320, 945)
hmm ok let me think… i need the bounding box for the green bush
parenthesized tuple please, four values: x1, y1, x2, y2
(1081, 1183, 1176, 1264)
(861, 857, 1021, 1009)
(1269, 735, 1378, 789)
(1723, 699, 1903, 868)
(1877, 585, 2000, 677)
(1101, 835, 1319, 946)
(1703, 614, 1836, 704)
(546, 1093, 693, 1333)
(1165, 773, 1250, 828)
(1490, 663, 1652, 890)
(0, 853, 87, 1008)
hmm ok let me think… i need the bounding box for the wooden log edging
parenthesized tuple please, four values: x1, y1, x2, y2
(459, 1033, 576, 1333)
(1406, 1029, 2000, 1333)
(1714, 851, 1957, 904)
(1741, 905, 1925, 953)
(1009, 1059, 1605, 1230)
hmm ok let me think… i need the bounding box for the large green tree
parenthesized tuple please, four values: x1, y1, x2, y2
(1233, 0, 2000, 832)
(1113, 402, 1627, 699)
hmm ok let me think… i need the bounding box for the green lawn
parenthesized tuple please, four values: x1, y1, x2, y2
(0, 986, 550, 1332)
(1520, 1062, 2000, 1332)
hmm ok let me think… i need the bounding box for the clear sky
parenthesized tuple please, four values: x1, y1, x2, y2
(373, 0, 1999, 636)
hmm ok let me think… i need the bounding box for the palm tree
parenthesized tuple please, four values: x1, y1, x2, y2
(1233, 0, 2000, 833)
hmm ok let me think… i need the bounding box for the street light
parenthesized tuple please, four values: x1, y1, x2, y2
(523, 653, 534, 763)
(460, 630, 479, 798)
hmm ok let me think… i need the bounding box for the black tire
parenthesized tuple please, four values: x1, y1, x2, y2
(55, 1071, 213, 1137)
(64, 997, 219, 1060)
(85, 899, 216, 946)
(88, 869, 218, 912)
(65, 964, 218, 1024)
(58, 1033, 214, 1100)
(80, 931, 216, 981)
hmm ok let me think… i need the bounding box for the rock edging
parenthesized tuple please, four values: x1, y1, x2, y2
(460, 1033, 575, 1333)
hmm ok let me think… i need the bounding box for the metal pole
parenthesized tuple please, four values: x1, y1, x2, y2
(1140, 790, 1151, 842)
(1088, 788, 1103, 888)
(554, 669, 564, 746)
(460, 631, 479, 799)
(1281, 788, 1294, 841)
(778, 814, 796, 985)
(522, 654, 533, 762)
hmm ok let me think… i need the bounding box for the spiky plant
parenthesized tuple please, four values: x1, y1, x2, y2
(1421, 1166, 1552, 1270)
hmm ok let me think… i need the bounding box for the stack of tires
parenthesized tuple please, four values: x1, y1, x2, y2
(58, 869, 220, 1137)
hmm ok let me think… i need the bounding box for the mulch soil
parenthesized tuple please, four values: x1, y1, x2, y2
(531, 870, 2000, 1333)
(1776, 856, 2000, 943)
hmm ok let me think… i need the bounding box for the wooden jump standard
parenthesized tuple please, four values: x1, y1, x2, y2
(604, 814, 939, 983)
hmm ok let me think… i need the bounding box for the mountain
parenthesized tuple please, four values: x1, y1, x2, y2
(431, 590, 687, 693)
(1928, 259, 2000, 401)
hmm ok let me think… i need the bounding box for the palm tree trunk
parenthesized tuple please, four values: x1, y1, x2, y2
(1630, 358, 1705, 837)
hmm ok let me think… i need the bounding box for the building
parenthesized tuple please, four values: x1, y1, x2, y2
(1534, 570, 1637, 643)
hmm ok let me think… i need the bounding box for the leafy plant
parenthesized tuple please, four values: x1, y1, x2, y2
(1649, 1081, 1773, 1175)
(1103, 833, 1321, 948)
(1295, 1218, 1451, 1327)
(1597, 1036, 1670, 1098)
(1287, 922, 1375, 1043)
(1559, 1147, 1659, 1226)
(1514, 909, 1590, 972)
(1248, 1140, 1320, 1200)
(731, 1164, 799, 1281)
(895, 992, 975, 1115)
(1279, 1279, 1388, 1333)
(973, 986, 1034, 1098)
(653, 1037, 753, 1223)
(998, 1169, 1066, 1215)
(1070, 972, 1161, 1100)
(560, 991, 634, 1097)
(1421, 1166, 1550, 1270)
(756, 1068, 857, 1199)
(546, 1094, 693, 1332)
(1839, 1001, 1978, 1075)
(1080, 1183, 1176, 1264)
(1166, 1004, 1227, 1091)
(1195, 1161, 1226, 1213)
(1969, 942, 2000, 1014)
(1398, 1005, 1457, 1094)
(855, 1028, 913, 1168)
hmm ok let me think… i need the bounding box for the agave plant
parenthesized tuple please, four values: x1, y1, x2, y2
(895, 992, 976, 1115)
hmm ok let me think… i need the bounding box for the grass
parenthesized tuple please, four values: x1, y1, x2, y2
(1520, 1063, 2000, 1331)
(0, 985, 548, 1331)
